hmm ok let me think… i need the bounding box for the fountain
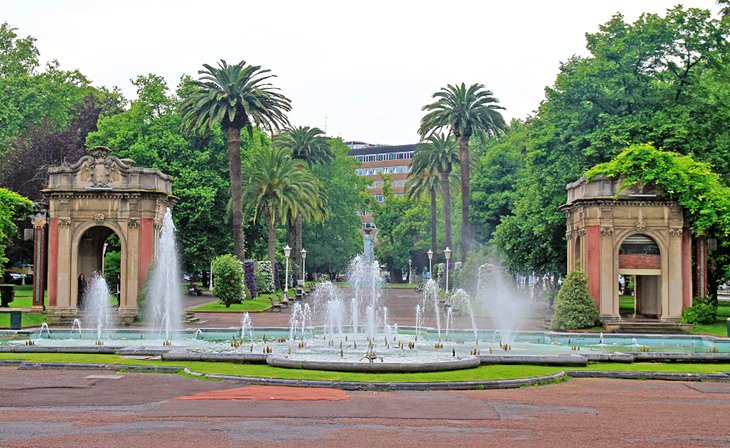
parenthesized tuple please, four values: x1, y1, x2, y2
(145, 208, 183, 343)
(475, 263, 523, 345)
(9, 253, 730, 373)
(70, 319, 82, 338)
(85, 273, 112, 344)
(241, 312, 253, 343)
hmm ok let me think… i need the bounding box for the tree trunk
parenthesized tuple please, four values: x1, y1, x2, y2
(441, 169, 452, 251)
(266, 206, 277, 268)
(430, 186, 437, 259)
(226, 126, 245, 261)
(287, 220, 295, 255)
(458, 136, 470, 263)
(295, 212, 303, 266)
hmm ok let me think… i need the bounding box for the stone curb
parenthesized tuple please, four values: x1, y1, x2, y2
(266, 355, 482, 373)
(200, 371, 567, 391)
(478, 354, 587, 366)
(565, 370, 730, 382)
(162, 351, 268, 364)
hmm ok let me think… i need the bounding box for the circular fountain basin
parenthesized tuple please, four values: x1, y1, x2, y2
(267, 354, 481, 373)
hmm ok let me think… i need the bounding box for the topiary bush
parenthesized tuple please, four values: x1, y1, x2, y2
(212, 254, 243, 307)
(255, 260, 275, 294)
(681, 298, 717, 325)
(551, 271, 599, 331)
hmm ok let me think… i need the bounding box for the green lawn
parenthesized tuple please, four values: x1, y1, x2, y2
(0, 288, 47, 328)
(0, 353, 728, 383)
(189, 294, 279, 312)
(619, 294, 634, 315)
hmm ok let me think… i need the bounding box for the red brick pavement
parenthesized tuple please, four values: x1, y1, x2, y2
(0, 367, 728, 447)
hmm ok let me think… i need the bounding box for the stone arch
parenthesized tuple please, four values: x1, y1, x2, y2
(42, 147, 176, 324)
(70, 222, 128, 310)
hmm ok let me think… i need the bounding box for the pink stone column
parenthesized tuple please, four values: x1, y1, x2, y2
(586, 226, 601, 307)
(47, 218, 59, 307)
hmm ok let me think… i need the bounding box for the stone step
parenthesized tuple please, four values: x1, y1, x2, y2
(605, 321, 693, 334)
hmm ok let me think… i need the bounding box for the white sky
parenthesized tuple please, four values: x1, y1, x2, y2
(1, 0, 720, 145)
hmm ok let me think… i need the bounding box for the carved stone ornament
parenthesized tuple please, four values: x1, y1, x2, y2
(58, 218, 71, 228)
(577, 229, 587, 237)
(94, 213, 105, 224)
(565, 230, 573, 239)
(31, 217, 47, 228)
(600, 226, 614, 236)
(635, 219, 647, 231)
(128, 218, 140, 228)
(669, 227, 683, 237)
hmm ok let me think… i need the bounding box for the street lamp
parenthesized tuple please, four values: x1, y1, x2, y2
(283, 245, 291, 296)
(427, 249, 433, 278)
(444, 247, 452, 295)
(301, 248, 307, 285)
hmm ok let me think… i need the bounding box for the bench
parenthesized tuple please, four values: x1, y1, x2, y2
(0, 307, 31, 330)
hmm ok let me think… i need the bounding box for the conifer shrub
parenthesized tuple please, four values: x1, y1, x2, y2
(551, 271, 599, 331)
(212, 254, 243, 307)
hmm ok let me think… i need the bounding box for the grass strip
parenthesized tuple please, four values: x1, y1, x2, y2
(1, 353, 728, 382)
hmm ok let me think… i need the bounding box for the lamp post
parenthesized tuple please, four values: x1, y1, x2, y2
(444, 247, 451, 295)
(427, 249, 433, 279)
(284, 245, 291, 296)
(408, 258, 412, 284)
(301, 248, 307, 285)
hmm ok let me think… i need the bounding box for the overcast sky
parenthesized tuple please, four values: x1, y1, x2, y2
(1, 0, 720, 145)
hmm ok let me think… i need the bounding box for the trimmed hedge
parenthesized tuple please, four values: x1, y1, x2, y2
(212, 254, 243, 307)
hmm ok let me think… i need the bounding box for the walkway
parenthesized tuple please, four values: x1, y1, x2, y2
(0, 367, 727, 447)
(184, 287, 550, 331)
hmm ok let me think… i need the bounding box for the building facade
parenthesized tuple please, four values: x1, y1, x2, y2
(346, 142, 417, 225)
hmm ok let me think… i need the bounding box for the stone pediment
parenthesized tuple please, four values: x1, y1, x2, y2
(44, 147, 173, 195)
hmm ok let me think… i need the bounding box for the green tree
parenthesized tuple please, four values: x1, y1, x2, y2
(491, 6, 729, 277)
(0, 188, 32, 276)
(212, 254, 243, 307)
(242, 146, 325, 268)
(419, 83, 506, 262)
(180, 60, 292, 261)
(303, 139, 368, 277)
(87, 74, 233, 274)
(411, 134, 460, 250)
(273, 126, 334, 265)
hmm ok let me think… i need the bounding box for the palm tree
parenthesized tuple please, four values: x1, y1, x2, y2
(273, 126, 333, 265)
(180, 59, 292, 261)
(412, 134, 460, 251)
(242, 146, 325, 268)
(405, 167, 441, 260)
(419, 83, 506, 262)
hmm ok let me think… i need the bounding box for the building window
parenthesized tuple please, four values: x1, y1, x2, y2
(388, 153, 395, 160)
(376, 195, 383, 202)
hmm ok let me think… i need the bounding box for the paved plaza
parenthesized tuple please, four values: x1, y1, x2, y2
(0, 367, 728, 447)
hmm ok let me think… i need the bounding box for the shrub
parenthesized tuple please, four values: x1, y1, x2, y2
(551, 271, 599, 331)
(212, 254, 243, 307)
(255, 260, 275, 294)
(681, 298, 717, 325)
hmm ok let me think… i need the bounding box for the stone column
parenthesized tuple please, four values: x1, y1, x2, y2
(31, 216, 47, 311)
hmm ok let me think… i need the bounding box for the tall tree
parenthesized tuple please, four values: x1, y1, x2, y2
(411, 134, 460, 251)
(180, 60, 292, 261)
(405, 167, 441, 259)
(419, 83, 506, 262)
(242, 146, 325, 268)
(273, 126, 333, 265)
